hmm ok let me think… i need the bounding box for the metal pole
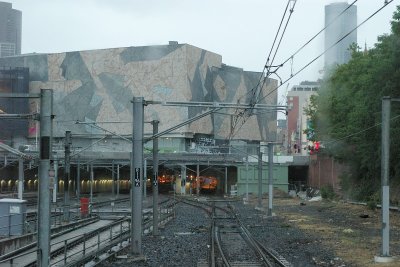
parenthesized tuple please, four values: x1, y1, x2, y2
(246, 158, 249, 201)
(181, 165, 186, 195)
(112, 161, 115, 199)
(152, 120, 159, 236)
(18, 157, 23, 199)
(257, 149, 262, 208)
(268, 143, 274, 216)
(131, 97, 144, 255)
(53, 161, 58, 203)
(64, 131, 71, 222)
(381, 96, 391, 257)
(76, 157, 80, 200)
(143, 158, 147, 198)
(224, 166, 228, 195)
(196, 164, 200, 196)
(90, 164, 93, 205)
(37, 89, 53, 267)
(117, 164, 120, 199)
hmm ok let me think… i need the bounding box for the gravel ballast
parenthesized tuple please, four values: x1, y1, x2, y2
(100, 195, 379, 267)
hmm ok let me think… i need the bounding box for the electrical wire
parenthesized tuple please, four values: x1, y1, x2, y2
(279, 0, 359, 69)
(266, 0, 298, 76)
(322, 114, 400, 146)
(257, 0, 395, 104)
(229, 0, 298, 140)
(228, 0, 394, 142)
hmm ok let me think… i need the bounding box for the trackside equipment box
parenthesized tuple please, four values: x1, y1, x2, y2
(0, 198, 27, 236)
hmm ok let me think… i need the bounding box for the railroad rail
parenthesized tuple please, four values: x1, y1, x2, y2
(0, 198, 176, 267)
(178, 196, 292, 267)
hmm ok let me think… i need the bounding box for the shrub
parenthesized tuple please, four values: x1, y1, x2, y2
(321, 185, 336, 200)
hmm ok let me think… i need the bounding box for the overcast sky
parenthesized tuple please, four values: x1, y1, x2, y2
(6, 0, 400, 101)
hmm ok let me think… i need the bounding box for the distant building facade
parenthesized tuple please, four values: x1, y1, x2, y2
(324, 2, 357, 67)
(287, 81, 319, 156)
(0, 2, 22, 57)
(0, 42, 277, 153)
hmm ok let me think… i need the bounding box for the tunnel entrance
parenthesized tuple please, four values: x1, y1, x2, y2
(288, 165, 309, 192)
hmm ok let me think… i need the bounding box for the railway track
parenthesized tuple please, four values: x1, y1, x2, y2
(0, 197, 176, 267)
(178, 197, 292, 267)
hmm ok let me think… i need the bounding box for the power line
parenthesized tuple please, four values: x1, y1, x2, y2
(322, 114, 400, 146)
(266, 0, 298, 75)
(229, 0, 298, 140)
(279, 0, 359, 69)
(257, 0, 395, 104)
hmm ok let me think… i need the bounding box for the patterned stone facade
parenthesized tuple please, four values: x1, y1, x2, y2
(0, 43, 277, 142)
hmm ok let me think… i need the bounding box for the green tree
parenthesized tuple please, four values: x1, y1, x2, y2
(313, 6, 400, 200)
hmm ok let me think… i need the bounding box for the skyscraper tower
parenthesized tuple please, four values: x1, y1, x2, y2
(0, 1, 22, 57)
(324, 2, 357, 67)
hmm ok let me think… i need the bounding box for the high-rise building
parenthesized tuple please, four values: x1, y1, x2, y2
(0, 1, 22, 57)
(324, 2, 357, 67)
(287, 81, 319, 155)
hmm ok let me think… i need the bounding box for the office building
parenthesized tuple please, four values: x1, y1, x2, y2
(0, 1, 22, 57)
(325, 2, 357, 67)
(287, 81, 319, 155)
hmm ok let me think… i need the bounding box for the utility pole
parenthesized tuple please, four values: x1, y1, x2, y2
(143, 158, 147, 198)
(196, 164, 200, 196)
(181, 166, 186, 194)
(112, 161, 115, 199)
(224, 166, 228, 195)
(53, 160, 58, 203)
(18, 157, 23, 199)
(131, 97, 144, 255)
(257, 149, 262, 208)
(267, 143, 274, 216)
(76, 157, 80, 200)
(63, 131, 71, 222)
(374, 96, 400, 263)
(152, 120, 159, 236)
(37, 89, 53, 267)
(380, 96, 390, 257)
(117, 164, 120, 198)
(245, 157, 249, 202)
(90, 164, 93, 205)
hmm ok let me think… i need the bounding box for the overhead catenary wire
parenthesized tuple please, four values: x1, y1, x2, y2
(228, 0, 394, 142)
(278, 0, 359, 69)
(256, 0, 395, 104)
(265, 0, 298, 76)
(322, 114, 400, 146)
(228, 0, 298, 140)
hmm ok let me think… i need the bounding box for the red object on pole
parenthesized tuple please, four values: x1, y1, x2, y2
(80, 198, 89, 216)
